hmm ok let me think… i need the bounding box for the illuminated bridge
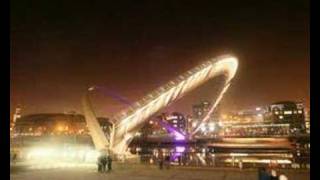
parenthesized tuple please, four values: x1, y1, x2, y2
(82, 54, 238, 155)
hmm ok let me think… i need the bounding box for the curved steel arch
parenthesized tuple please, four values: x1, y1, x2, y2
(83, 54, 238, 155)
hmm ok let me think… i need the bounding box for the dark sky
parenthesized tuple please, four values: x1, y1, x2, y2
(11, 1, 309, 117)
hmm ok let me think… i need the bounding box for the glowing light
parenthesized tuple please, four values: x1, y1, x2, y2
(284, 111, 292, 115)
(26, 146, 100, 163)
(200, 124, 206, 132)
(175, 146, 186, 153)
(57, 125, 64, 132)
(174, 131, 185, 141)
(222, 114, 227, 119)
(230, 153, 248, 157)
(88, 86, 95, 91)
(192, 122, 197, 127)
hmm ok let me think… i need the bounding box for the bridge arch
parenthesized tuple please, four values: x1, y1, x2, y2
(83, 54, 239, 155)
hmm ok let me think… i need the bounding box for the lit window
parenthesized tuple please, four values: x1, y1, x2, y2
(275, 111, 279, 115)
(284, 111, 292, 115)
(279, 115, 284, 119)
(298, 110, 303, 114)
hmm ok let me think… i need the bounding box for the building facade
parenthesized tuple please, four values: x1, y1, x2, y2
(13, 113, 111, 137)
(264, 101, 306, 134)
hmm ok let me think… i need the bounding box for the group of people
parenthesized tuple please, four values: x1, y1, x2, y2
(97, 153, 112, 173)
(258, 167, 288, 180)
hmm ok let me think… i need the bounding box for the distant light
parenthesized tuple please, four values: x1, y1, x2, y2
(222, 114, 227, 119)
(256, 107, 261, 111)
(174, 131, 185, 141)
(284, 111, 292, 115)
(88, 87, 95, 91)
(230, 153, 248, 157)
(192, 122, 197, 127)
(57, 125, 64, 131)
(175, 146, 186, 153)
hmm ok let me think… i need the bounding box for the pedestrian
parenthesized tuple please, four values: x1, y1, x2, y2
(159, 157, 164, 169)
(107, 155, 112, 171)
(279, 174, 288, 180)
(158, 150, 164, 170)
(239, 159, 243, 170)
(258, 167, 271, 180)
(165, 155, 170, 169)
(270, 169, 279, 180)
(182, 153, 187, 166)
(12, 152, 17, 164)
(97, 155, 103, 172)
(101, 154, 107, 172)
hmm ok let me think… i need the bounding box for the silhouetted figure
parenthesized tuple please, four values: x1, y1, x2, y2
(159, 158, 164, 169)
(165, 155, 170, 169)
(101, 155, 107, 172)
(205, 153, 211, 166)
(158, 150, 164, 170)
(13, 153, 17, 161)
(97, 155, 103, 172)
(182, 154, 187, 166)
(258, 167, 271, 180)
(107, 155, 112, 171)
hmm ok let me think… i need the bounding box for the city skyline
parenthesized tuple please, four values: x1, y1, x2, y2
(11, 1, 309, 116)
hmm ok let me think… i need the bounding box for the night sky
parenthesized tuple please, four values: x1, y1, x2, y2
(11, 1, 309, 117)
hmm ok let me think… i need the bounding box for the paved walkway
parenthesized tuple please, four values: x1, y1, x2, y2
(11, 163, 309, 180)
